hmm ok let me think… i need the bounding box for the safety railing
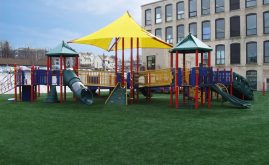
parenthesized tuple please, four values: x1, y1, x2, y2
(0, 72, 14, 94)
(79, 70, 116, 87)
(137, 69, 173, 87)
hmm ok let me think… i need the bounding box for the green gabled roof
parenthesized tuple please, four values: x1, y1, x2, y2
(46, 41, 79, 57)
(170, 33, 212, 53)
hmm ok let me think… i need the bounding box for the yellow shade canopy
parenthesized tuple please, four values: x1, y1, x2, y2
(69, 12, 172, 51)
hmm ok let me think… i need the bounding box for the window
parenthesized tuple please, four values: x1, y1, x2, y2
(230, 0, 240, 11)
(177, 25, 184, 43)
(215, 0, 224, 13)
(230, 43, 240, 64)
(166, 26, 173, 44)
(202, 0, 210, 15)
(202, 21, 211, 40)
(264, 41, 269, 63)
(264, 11, 269, 34)
(215, 19, 225, 39)
(155, 28, 162, 39)
(265, 0, 269, 4)
(145, 9, 151, 26)
(147, 55, 156, 70)
(165, 4, 173, 22)
(230, 16, 240, 37)
(216, 45, 225, 65)
(189, 23, 197, 37)
(189, 0, 197, 17)
(177, 1, 184, 20)
(246, 70, 257, 90)
(155, 7, 162, 24)
(246, 42, 257, 64)
(246, 14, 257, 36)
(246, 0, 256, 8)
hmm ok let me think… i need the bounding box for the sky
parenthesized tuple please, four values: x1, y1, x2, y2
(0, 0, 155, 54)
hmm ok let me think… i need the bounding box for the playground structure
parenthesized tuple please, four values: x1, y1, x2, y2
(0, 12, 254, 109)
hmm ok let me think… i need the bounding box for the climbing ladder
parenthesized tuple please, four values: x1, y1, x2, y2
(105, 83, 127, 105)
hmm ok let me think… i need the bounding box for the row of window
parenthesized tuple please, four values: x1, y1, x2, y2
(215, 41, 269, 65)
(152, 12, 269, 43)
(145, 0, 269, 26)
(146, 41, 269, 65)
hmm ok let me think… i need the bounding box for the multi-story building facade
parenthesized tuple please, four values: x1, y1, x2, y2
(141, 0, 269, 90)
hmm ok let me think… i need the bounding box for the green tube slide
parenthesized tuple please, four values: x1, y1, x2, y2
(63, 70, 93, 105)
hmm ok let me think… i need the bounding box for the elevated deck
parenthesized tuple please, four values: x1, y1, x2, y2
(79, 70, 116, 87)
(137, 69, 173, 87)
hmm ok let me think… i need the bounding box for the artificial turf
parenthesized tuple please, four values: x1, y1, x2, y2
(0, 92, 268, 165)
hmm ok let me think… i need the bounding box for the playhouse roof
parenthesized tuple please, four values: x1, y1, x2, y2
(69, 12, 172, 51)
(46, 41, 79, 57)
(170, 33, 212, 53)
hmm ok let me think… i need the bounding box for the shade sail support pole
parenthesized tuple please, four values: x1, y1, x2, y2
(136, 38, 140, 103)
(121, 37, 125, 86)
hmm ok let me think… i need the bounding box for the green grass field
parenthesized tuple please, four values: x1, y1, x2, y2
(0, 92, 268, 165)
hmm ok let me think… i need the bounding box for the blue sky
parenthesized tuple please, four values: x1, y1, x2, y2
(0, 0, 154, 54)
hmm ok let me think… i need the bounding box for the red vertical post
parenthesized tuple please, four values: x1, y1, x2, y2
(115, 39, 118, 85)
(121, 37, 125, 86)
(30, 65, 34, 102)
(64, 57, 67, 101)
(37, 66, 40, 97)
(49, 57, 52, 93)
(14, 64, 17, 102)
(136, 38, 140, 103)
(170, 52, 174, 106)
(46, 56, 49, 95)
(263, 81, 266, 96)
(130, 37, 134, 104)
(216, 67, 219, 100)
(230, 67, 233, 96)
(183, 53, 186, 106)
(60, 55, 63, 104)
(224, 68, 226, 85)
(18, 67, 22, 101)
(175, 51, 179, 109)
(207, 51, 211, 109)
(201, 53, 204, 105)
(195, 50, 199, 110)
(147, 72, 151, 102)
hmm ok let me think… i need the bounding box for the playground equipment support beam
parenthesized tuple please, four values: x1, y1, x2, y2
(60, 55, 63, 104)
(195, 50, 199, 110)
(183, 53, 186, 106)
(14, 64, 17, 102)
(122, 37, 125, 86)
(263, 81, 266, 96)
(175, 51, 179, 109)
(49, 57, 52, 93)
(18, 67, 22, 101)
(64, 57, 67, 101)
(115, 38, 118, 86)
(46, 57, 49, 95)
(136, 38, 139, 103)
(207, 51, 211, 109)
(216, 67, 219, 100)
(230, 67, 233, 96)
(201, 53, 204, 105)
(170, 52, 173, 107)
(130, 37, 134, 104)
(30, 65, 34, 102)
